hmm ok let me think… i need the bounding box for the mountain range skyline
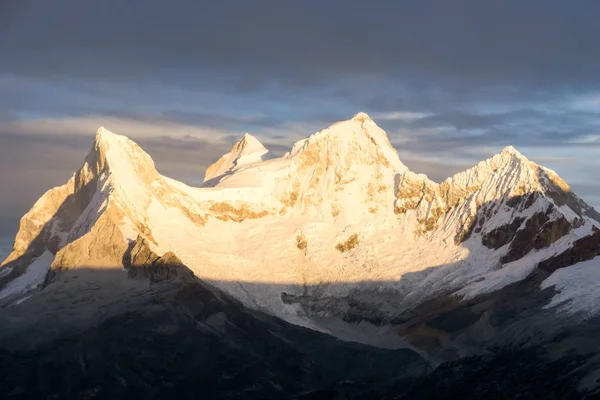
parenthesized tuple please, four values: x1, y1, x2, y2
(1, 112, 599, 238)
(2, 1, 600, 237)
(3, 112, 598, 313)
(3, 112, 600, 389)
(5, 3, 600, 397)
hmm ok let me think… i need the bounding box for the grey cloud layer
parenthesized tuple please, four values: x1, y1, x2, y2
(2, 1, 600, 91)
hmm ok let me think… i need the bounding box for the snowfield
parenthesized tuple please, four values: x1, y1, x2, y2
(0, 250, 54, 303)
(542, 256, 600, 317)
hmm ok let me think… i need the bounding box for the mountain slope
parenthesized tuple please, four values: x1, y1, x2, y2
(0, 246, 429, 399)
(1, 113, 600, 347)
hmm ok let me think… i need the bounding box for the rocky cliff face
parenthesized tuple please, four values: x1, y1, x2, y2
(394, 146, 593, 246)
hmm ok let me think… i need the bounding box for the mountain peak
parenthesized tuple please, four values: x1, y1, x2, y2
(234, 133, 267, 154)
(96, 125, 109, 136)
(204, 133, 269, 183)
(500, 145, 527, 159)
(488, 145, 531, 169)
(83, 126, 158, 186)
(352, 112, 372, 122)
(94, 126, 123, 147)
(93, 126, 131, 153)
(442, 144, 534, 191)
(502, 145, 518, 154)
(288, 112, 407, 174)
(96, 125, 107, 137)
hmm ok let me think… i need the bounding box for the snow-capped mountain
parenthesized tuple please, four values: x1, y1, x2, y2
(2, 112, 600, 330)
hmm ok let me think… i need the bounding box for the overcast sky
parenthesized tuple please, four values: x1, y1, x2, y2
(1, 1, 600, 236)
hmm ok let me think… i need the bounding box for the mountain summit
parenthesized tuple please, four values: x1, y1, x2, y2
(204, 133, 269, 183)
(2, 114, 600, 349)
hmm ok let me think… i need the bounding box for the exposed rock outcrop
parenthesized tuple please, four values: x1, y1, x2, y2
(394, 146, 596, 253)
(335, 234, 359, 253)
(125, 235, 195, 282)
(538, 227, 600, 274)
(501, 206, 571, 264)
(482, 218, 525, 249)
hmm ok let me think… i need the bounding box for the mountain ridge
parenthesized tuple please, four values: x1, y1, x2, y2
(1, 113, 600, 333)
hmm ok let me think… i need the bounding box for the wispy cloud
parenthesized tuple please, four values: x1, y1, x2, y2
(372, 111, 430, 122)
(0, 116, 233, 142)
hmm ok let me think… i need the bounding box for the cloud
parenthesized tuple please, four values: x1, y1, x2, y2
(372, 111, 429, 122)
(2, 1, 600, 93)
(0, 116, 237, 142)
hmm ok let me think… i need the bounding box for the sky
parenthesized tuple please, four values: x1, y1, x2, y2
(1, 0, 600, 236)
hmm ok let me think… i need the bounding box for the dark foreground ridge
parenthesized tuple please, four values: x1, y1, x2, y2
(0, 269, 597, 399)
(0, 275, 430, 399)
(1, 239, 600, 398)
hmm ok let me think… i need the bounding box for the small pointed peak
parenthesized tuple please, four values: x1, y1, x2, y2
(497, 145, 530, 164)
(352, 112, 372, 122)
(204, 133, 268, 183)
(232, 132, 267, 154)
(95, 125, 117, 138)
(95, 126, 108, 142)
(94, 126, 122, 146)
(502, 145, 522, 156)
(239, 132, 263, 148)
(474, 145, 531, 176)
